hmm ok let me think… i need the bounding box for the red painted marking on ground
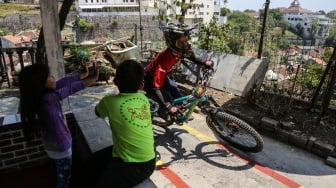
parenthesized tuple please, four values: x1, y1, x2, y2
(156, 164, 190, 188)
(216, 144, 302, 188)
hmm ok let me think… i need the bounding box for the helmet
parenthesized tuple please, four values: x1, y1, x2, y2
(163, 22, 195, 54)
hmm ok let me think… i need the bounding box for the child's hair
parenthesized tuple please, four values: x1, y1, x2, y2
(19, 63, 50, 141)
(114, 60, 144, 93)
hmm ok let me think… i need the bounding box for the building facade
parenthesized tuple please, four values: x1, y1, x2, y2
(75, 0, 224, 24)
(157, 0, 223, 24)
(280, 0, 335, 38)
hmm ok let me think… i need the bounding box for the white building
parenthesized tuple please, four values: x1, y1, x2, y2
(75, 0, 158, 16)
(75, 0, 224, 24)
(157, 0, 223, 24)
(280, 0, 334, 38)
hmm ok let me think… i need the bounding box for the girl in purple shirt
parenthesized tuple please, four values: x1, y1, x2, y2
(19, 63, 99, 188)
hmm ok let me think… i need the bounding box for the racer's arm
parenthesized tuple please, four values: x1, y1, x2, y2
(185, 49, 213, 68)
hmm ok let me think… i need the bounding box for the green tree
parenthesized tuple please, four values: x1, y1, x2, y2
(0, 27, 10, 36)
(325, 24, 336, 47)
(75, 17, 94, 31)
(227, 11, 259, 33)
(295, 23, 305, 37)
(220, 7, 230, 16)
(158, 0, 200, 23)
(308, 19, 318, 38)
(196, 16, 232, 53)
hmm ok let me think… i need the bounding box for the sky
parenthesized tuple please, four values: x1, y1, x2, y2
(225, 0, 335, 13)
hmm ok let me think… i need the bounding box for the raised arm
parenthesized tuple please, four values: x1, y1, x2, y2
(82, 61, 99, 87)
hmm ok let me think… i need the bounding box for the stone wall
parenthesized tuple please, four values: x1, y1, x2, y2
(75, 15, 163, 43)
(0, 113, 86, 173)
(0, 12, 163, 43)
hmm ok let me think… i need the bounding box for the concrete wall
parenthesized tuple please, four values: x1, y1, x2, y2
(189, 49, 268, 97)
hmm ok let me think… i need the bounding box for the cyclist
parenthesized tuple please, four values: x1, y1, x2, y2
(144, 22, 213, 121)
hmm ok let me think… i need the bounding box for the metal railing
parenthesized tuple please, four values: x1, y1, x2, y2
(0, 30, 333, 107)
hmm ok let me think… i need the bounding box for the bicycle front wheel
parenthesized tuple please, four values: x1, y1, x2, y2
(206, 110, 264, 152)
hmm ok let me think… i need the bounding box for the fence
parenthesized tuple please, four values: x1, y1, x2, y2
(0, 29, 333, 106)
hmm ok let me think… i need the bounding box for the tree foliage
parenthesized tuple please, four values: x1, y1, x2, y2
(157, 0, 200, 23)
(0, 28, 10, 36)
(325, 24, 336, 47)
(220, 7, 230, 16)
(196, 16, 232, 53)
(227, 11, 259, 33)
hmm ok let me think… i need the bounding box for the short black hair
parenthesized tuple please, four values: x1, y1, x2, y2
(114, 60, 144, 93)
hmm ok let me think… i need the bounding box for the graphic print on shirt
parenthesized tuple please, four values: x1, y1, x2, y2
(120, 97, 150, 128)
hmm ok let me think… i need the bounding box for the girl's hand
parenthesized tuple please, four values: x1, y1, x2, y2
(79, 62, 89, 79)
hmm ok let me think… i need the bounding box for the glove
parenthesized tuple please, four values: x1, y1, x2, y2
(204, 60, 214, 69)
(165, 102, 177, 113)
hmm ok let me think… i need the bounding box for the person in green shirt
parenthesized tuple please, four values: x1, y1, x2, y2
(87, 60, 156, 188)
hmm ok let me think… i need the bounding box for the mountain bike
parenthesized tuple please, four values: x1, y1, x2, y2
(149, 65, 264, 153)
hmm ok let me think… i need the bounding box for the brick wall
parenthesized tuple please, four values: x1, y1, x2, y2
(0, 113, 86, 174)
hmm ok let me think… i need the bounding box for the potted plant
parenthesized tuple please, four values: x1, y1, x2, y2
(98, 65, 114, 84)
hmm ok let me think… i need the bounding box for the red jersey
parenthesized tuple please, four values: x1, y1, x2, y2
(144, 48, 181, 88)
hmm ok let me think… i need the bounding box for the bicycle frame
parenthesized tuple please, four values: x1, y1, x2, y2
(150, 67, 219, 125)
(171, 94, 207, 123)
(150, 62, 265, 152)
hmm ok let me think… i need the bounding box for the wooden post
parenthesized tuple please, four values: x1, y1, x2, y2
(39, 1, 64, 79)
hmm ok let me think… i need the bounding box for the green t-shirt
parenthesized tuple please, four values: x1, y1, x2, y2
(96, 92, 155, 162)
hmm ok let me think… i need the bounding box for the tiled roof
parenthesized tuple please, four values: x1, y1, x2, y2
(280, 0, 312, 14)
(16, 30, 39, 41)
(3, 35, 31, 44)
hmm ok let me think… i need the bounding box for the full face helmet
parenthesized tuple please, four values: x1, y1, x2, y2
(163, 22, 195, 54)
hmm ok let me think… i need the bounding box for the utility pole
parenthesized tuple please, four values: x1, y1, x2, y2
(257, 0, 270, 59)
(139, 0, 143, 51)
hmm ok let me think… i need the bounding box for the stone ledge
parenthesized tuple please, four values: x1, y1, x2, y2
(325, 156, 336, 168)
(258, 116, 336, 169)
(221, 110, 336, 169)
(260, 117, 279, 132)
(72, 106, 157, 187)
(72, 106, 113, 155)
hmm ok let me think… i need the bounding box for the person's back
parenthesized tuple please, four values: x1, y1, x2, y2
(90, 60, 156, 188)
(97, 92, 154, 162)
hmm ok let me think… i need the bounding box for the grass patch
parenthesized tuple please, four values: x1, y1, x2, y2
(0, 3, 40, 17)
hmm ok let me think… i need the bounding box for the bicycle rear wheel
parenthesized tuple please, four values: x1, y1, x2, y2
(206, 110, 264, 152)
